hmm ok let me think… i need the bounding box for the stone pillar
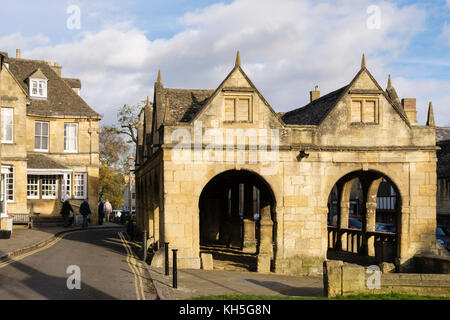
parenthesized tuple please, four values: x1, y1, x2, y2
(365, 202, 376, 256)
(242, 218, 256, 253)
(397, 207, 411, 272)
(364, 178, 382, 257)
(339, 202, 349, 251)
(258, 205, 273, 273)
(337, 178, 357, 252)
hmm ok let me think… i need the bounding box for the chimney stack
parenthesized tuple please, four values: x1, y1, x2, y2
(16, 48, 21, 59)
(51, 62, 62, 77)
(401, 98, 417, 125)
(310, 85, 320, 102)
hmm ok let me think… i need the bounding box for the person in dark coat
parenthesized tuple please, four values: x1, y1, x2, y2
(80, 200, 92, 229)
(61, 200, 74, 228)
(98, 200, 104, 225)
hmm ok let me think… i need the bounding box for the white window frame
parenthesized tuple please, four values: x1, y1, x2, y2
(34, 121, 50, 152)
(1, 107, 14, 144)
(27, 176, 40, 199)
(2, 166, 14, 203)
(29, 79, 48, 99)
(74, 172, 87, 199)
(64, 123, 78, 153)
(41, 176, 58, 199)
(61, 173, 72, 200)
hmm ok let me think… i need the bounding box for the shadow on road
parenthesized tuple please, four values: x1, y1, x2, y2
(0, 258, 117, 300)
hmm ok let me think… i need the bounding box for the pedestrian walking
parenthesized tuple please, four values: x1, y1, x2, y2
(61, 200, 74, 228)
(104, 200, 112, 223)
(80, 200, 92, 229)
(98, 200, 104, 225)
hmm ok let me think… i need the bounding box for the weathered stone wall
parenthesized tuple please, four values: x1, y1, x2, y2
(324, 260, 450, 298)
(0, 66, 29, 215)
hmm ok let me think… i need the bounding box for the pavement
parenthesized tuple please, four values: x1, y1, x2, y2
(0, 222, 124, 260)
(147, 266, 324, 300)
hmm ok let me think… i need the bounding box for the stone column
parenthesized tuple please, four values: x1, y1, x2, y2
(365, 202, 377, 256)
(258, 205, 273, 273)
(243, 218, 256, 253)
(338, 178, 357, 251)
(364, 178, 382, 257)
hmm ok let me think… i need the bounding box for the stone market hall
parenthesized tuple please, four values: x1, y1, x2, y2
(134, 52, 437, 275)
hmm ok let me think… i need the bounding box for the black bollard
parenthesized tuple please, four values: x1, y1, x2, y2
(172, 249, 178, 289)
(142, 231, 148, 263)
(164, 242, 170, 276)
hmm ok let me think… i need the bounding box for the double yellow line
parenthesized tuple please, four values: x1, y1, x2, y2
(118, 231, 146, 300)
(0, 231, 74, 269)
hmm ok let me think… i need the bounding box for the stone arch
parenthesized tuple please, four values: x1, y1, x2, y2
(198, 169, 277, 272)
(326, 169, 402, 264)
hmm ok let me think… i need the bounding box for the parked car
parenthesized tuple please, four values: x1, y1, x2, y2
(436, 227, 450, 251)
(348, 218, 362, 229)
(375, 223, 396, 233)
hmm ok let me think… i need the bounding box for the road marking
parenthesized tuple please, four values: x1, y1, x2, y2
(118, 232, 146, 300)
(0, 231, 77, 269)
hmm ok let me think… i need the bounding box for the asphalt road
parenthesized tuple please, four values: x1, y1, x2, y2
(0, 228, 156, 300)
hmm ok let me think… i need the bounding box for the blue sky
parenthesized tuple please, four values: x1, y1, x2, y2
(0, 0, 449, 125)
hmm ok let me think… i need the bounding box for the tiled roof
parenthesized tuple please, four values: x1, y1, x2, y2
(164, 88, 215, 122)
(63, 78, 81, 89)
(6, 57, 100, 118)
(437, 139, 450, 178)
(27, 153, 68, 169)
(282, 86, 348, 125)
(437, 127, 450, 142)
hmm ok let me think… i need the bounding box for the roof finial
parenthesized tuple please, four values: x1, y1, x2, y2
(361, 53, 366, 69)
(235, 50, 241, 67)
(157, 69, 162, 84)
(145, 96, 150, 107)
(387, 74, 392, 89)
(427, 101, 435, 126)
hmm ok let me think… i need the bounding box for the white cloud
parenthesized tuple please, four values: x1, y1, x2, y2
(447, 0, 450, 7)
(1, 0, 440, 125)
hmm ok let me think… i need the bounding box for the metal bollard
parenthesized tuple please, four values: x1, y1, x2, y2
(142, 231, 148, 263)
(172, 249, 178, 289)
(164, 242, 170, 276)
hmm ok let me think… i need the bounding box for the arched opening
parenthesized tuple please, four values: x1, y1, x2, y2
(199, 170, 276, 272)
(327, 170, 401, 266)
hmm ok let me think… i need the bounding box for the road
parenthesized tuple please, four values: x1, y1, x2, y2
(0, 228, 156, 300)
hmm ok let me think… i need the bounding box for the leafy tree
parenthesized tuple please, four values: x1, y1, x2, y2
(112, 100, 146, 145)
(98, 125, 130, 209)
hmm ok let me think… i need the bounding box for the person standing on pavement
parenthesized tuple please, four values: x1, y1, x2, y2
(98, 200, 104, 225)
(104, 200, 112, 223)
(80, 200, 92, 229)
(61, 200, 74, 228)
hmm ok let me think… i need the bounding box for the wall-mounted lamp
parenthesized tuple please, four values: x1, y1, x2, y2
(296, 150, 309, 161)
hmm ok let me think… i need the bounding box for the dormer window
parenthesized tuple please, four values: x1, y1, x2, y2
(28, 68, 48, 99)
(30, 79, 47, 98)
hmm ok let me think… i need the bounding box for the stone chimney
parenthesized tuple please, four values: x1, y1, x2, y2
(51, 62, 62, 77)
(16, 48, 21, 59)
(401, 98, 417, 125)
(310, 86, 320, 102)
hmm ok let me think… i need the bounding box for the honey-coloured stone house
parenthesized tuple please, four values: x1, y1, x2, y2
(135, 52, 438, 275)
(0, 50, 101, 223)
